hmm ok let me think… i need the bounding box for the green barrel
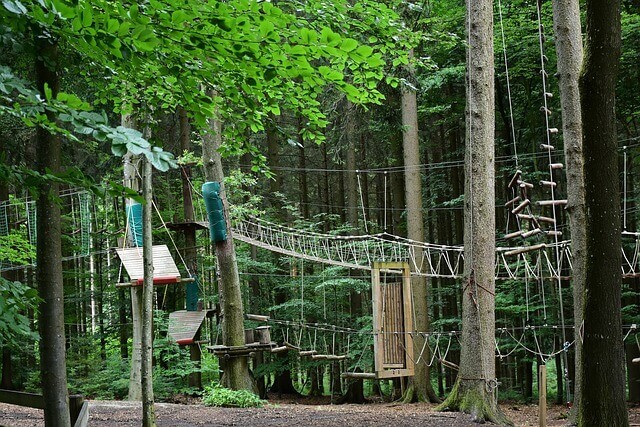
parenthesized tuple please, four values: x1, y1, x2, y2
(202, 181, 227, 242)
(126, 201, 143, 247)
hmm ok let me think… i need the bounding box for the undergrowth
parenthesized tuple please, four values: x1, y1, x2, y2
(202, 384, 265, 408)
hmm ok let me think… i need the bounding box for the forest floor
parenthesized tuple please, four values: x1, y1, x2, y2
(1, 394, 640, 426)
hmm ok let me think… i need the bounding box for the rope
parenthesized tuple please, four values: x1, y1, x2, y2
(536, 0, 570, 402)
(497, 0, 519, 167)
(356, 170, 369, 233)
(624, 146, 628, 231)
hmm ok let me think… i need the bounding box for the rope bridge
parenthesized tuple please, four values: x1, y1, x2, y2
(233, 216, 640, 280)
(3, 192, 640, 280)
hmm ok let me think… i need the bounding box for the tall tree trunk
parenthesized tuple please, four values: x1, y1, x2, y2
(400, 51, 438, 404)
(298, 117, 310, 219)
(578, 1, 628, 425)
(437, 0, 507, 423)
(202, 108, 255, 392)
(141, 158, 156, 427)
(178, 107, 202, 389)
(341, 100, 365, 403)
(35, 33, 71, 427)
(552, 0, 585, 413)
(122, 119, 143, 401)
(389, 93, 406, 237)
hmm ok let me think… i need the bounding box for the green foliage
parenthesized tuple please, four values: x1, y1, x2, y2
(0, 66, 177, 172)
(0, 229, 34, 265)
(202, 383, 265, 408)
(67, 340, 130, 399)
(0, 277, 40, 346)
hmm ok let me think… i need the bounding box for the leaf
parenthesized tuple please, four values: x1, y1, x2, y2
(111, 143, 127, 157)
(340, 38, 358, 53)
(2, 0, 26, 15)
(43, 83, 52, 100)
(171, 10, 187, 25)
(355, 45, 374, 58)
(82, 6, 92, 27)
(50, 0, 76, 18)
(264, 67, 277, 81)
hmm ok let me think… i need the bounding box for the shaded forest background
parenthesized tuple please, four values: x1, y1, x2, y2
(1, 0, 640, 408)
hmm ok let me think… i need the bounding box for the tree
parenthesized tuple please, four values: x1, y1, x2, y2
(437, 0, 508, 423)
(122, 124, 143, 401)
(578, 0, 628, 425)
(400, 50, 439, 404)
(141, 156, 156, 426)
(551, 0, 585, 414)
(34, 31, 71, 427)
(202, 110, 255, 392)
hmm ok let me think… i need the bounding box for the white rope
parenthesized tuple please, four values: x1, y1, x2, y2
(356, 170, 369, 233)
(624, 146, 628, 230)
(497, 0, 519, 167)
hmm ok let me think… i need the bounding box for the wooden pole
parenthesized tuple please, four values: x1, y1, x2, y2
(539, 364, 547, 427)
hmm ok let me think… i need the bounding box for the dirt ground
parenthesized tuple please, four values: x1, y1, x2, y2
(1, 395, 639, 427)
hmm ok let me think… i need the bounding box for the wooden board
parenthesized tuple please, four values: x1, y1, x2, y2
(168, 310, 207, 345)
(372, 262, 415, 379)
(116, 245, 180, 281)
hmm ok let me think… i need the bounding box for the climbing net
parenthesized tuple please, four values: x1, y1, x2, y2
(0, 189, 92, 272)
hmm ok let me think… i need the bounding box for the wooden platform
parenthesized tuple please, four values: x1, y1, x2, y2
(116, 244, 180, 282)
(168, 310, 209, 345)
(207, 342, 276, 357)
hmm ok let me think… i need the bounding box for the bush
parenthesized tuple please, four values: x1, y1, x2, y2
(202, 384, 265, 408)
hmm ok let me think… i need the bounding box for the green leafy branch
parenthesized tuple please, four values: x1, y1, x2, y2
(0, 65, 177, 172)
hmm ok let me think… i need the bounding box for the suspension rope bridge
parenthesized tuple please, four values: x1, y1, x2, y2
(233, 215, 640, 280)
(3, 194, 640, 280)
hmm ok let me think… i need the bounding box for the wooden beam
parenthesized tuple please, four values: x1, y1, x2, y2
(0, 389, 45, 409)
(341, 372, 377, 379)
(539, 365, 547, 427)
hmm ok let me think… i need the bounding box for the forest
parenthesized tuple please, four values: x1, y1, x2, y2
(0, 0, 639, 426)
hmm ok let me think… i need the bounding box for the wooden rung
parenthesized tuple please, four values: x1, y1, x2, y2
(508, 170, 522, 188)
(537, 200, 568, 206)
(440, 358, 459, 371)
(505, 243, 546, 257)
(521, 228, 542, 238)
(633, 357, 640, 364)
(540, 106, 552, 116)
(512, 199, 531, 214)
(536, 217, 555, 225)
(518, 180, 534, 189)
(299, 350, 318, 357)
(540, 180, 557, 188)
(505, 195, 521, 207)
(549, 128, 559, 134)
(246, 314, 269, 322)
(284, 341, 301, 351)
(325, 355, 347, 361)
(311, 354, 329, 360)
(270, 346, 289, 353)
(541, 144, 555, 150)
(504, 230, 523, 240)
(546, 231, 562, 237)
(516, 214, 535, 221)
(550, 163, 564, 170)
(544, 92, 553, 98)
(341, 372, 377, 379)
